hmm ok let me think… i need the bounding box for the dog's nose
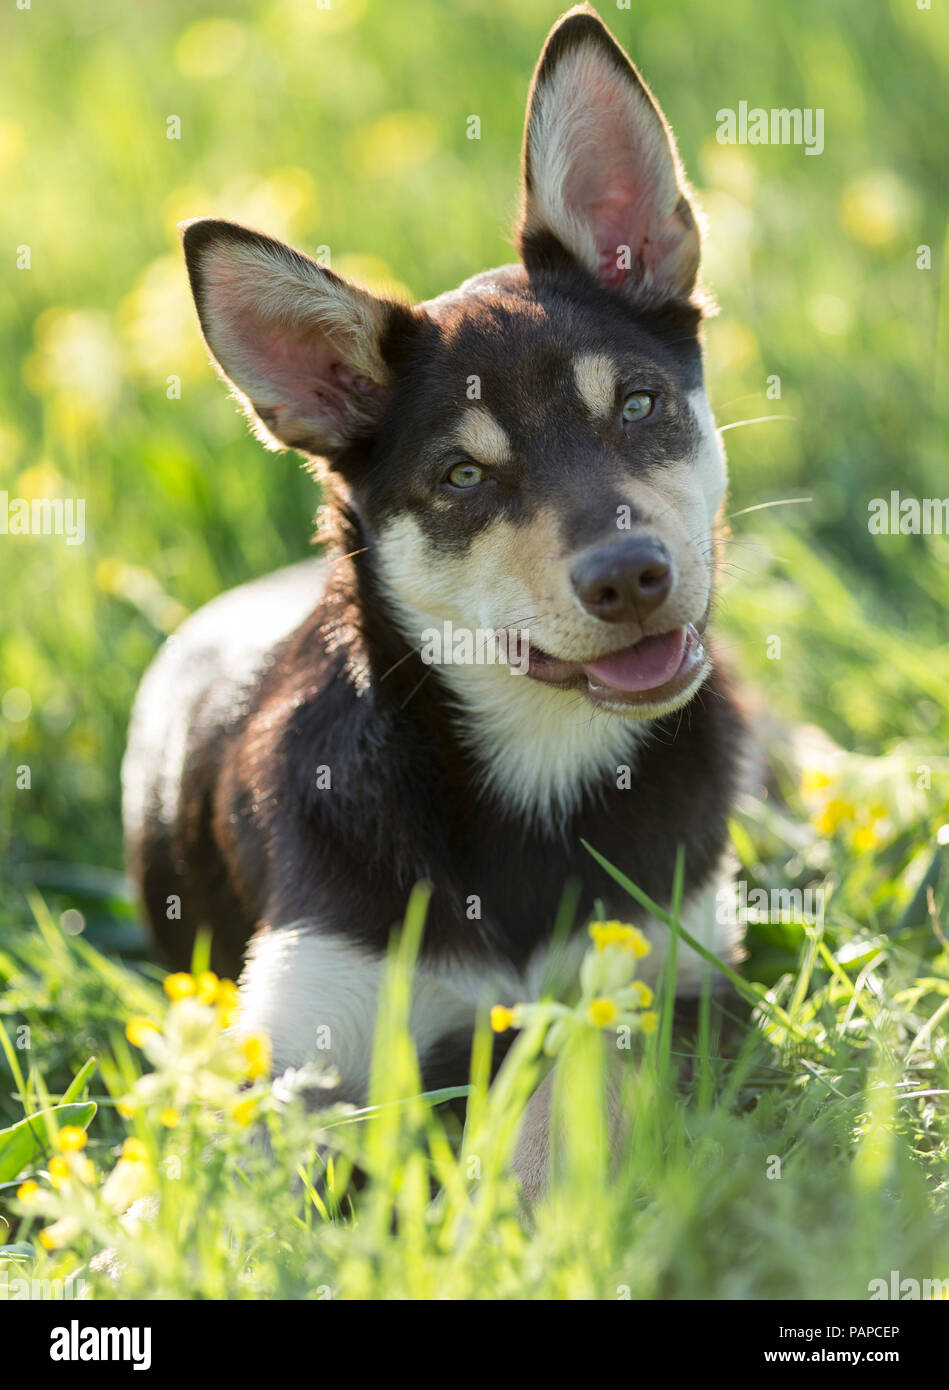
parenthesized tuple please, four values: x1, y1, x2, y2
(571, 536, 673, 622)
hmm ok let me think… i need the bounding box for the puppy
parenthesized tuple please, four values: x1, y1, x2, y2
(122, 4, 746, 1193)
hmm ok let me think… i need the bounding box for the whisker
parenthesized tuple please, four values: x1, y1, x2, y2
(718, 414, 797, 434)
(378, 646, 420, 683)
(727, 496, 812, 520)
(400, 668, 434, 710)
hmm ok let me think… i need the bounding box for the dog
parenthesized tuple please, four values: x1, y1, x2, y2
(122, 4, 746, 1194)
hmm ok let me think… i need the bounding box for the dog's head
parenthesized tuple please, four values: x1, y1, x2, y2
(183, 5, 726, 726)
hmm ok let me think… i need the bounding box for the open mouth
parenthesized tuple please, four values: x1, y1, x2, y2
(525, 623, 706, 709)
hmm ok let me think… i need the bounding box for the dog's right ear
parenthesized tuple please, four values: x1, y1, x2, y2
(181, 219, 418, 459)
(518, 5, 701, 306)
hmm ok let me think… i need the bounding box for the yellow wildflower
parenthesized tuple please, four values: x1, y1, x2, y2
(195, 971, 219, 1004)
(120, 1137, 149, 1164)
(37, 1213, 81, 1250)
(639, 1011, 659, 1035)
(16, 1180, 40, 1204)
(160, 1108, 181, 1128)
(589, 920, 652, 958)
(800, 768, 832, 795)
(164, 971, 195, 1000)
(125, 1016, 159, 1048)
(57, 1125, 88, 1152)
(588, 997, 618, 1027)
(216, 979, 241, 1027)
(853, 823, 880, 852)
(633, 981, 654, 1008)
(241, 1032, 271, 1079)
(812, 798, 855, 836)
(231, 1096, 257, 1125)
(490, 1005, 515, 1033)
(48, 1155, 70, 1190)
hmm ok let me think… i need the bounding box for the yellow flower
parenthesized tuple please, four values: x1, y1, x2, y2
(195, 971, 219, 1004)
(120, 1137, 149, 1164)
(160, 1108, 181, 1128)
(853, 823, 880, 852)
(589, 920, 652, 958)
(800, 768, 832, 795)
(241, 1032, 271, 1079)
(49, 1155, 70, 1190)
(117, 1097, 136, 1118)
(633, 981, 654, 1008)
(588, 997, 618, 1027)
(639, 1011, 659, 1035)
(16, 1179, 40, 1204)
(125, 1016, 160, 1048)
(812, 798, 855, 837)
(57, 1125, 88, 1152)
(164, 971, 196, 1000)
(490, 1005, 515, 1033)
(231, 1096, 257, 1125)
(216, 979, 241, 1028)
(37, 1213, 81, 1250)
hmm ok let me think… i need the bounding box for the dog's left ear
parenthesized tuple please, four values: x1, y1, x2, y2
(518, 4, 700, 305)
(180, 218, 420, 461)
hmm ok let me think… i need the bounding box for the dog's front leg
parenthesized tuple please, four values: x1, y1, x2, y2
(235, 922, 385, 1104)
(236, 920, 479, 1105)
(512, 1045, 632, 1203)
(511, 1071, 556, 1203)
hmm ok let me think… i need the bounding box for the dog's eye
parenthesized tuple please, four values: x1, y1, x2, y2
(443, 459, 485, 489)
(621, 390, 657, 423)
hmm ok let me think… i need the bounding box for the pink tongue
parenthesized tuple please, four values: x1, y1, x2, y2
(583, 628, 687, 692)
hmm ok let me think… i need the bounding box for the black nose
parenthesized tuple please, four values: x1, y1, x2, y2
(571, 536, 673, 622)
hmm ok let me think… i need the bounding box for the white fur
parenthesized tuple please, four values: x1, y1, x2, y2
(236, 872, 741, 1097)
(687, 387, 729, 524)
(374, 511, 647, 826)
(122, 559, 329, 841)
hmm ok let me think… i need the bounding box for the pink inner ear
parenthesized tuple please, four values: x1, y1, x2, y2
(557, 61, 686, 293)
(232, 311, 350, 423)
(586, 173, 686, 292)
(217, 294, 389, 441)
(589, 184, 643, 287)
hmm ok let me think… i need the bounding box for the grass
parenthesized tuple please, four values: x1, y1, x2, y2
(1, 0, 948, 1299)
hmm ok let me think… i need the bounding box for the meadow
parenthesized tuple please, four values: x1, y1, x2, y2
(0, 0, 947, 1300)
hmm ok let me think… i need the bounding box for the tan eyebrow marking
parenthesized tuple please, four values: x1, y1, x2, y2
(573, 353, 618, 420)
(453, 406, 511, 466)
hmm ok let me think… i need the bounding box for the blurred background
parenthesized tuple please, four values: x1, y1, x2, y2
(1, 0, 947, 953)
